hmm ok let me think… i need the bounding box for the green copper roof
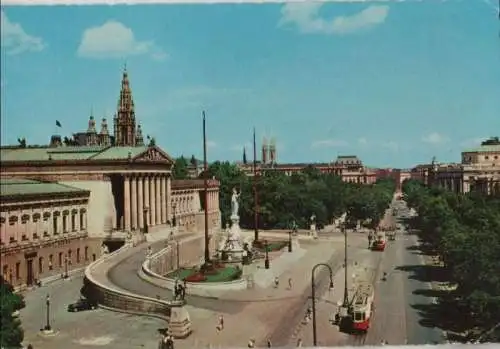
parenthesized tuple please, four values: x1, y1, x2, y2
(463, 144, 500, 153)
(0, 178, 88, 197)
(0, 145, 158, 162)
(90, 146, 149, 160)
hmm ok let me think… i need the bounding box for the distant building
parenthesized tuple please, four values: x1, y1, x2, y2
(237, 140, 377, 184)
(412, 137, 500, 195)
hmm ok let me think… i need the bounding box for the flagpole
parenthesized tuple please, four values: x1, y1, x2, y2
(253, 127, 259, 242)
(203, 111, 210, 265)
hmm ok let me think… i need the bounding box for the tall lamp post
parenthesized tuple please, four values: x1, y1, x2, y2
(64, 256, 69, 279)
(311, 263, 335, 346)
(202, 111, 210, 266)
(342, 225, 349, 308)
(172, 204, 177, 228)
(288, 231, 293, 252)
(264, 240, 270, 269)
(44, 294, 51, 331)
(143, 207, 149, 234)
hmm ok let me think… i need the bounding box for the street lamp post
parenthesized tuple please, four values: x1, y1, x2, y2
(44, 294, 51, 331)
(342, 226, 349, 308)
(288, 231, 293, 253)
(172, 204, 177, 228)
(311, 263, 335, 346)
(64, 256, 69, 279)
(264, 240, 270, 269)
(143, 207, 149, 234)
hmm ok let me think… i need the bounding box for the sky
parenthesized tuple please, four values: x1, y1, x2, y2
(1, 1, 499, 168)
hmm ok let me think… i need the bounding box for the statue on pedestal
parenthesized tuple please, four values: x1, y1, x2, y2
(231, 188, 240, 218)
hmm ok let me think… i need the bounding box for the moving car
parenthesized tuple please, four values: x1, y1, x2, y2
(67, 298, 98, 312)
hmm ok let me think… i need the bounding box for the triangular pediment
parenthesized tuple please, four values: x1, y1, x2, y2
(133, 146, 174, 164)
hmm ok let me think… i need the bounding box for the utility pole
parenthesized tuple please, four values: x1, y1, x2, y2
(203, 111, 210, 265)
(253, 127, 259, 242)
(342, 225, 349, 308)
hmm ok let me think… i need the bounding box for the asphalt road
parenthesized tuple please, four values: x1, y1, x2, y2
(357, 215, 444, 345)
(106, 241, 246, 314)
(19, 272, 166, 349)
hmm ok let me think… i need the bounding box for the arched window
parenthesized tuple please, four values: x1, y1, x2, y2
(58, 252, 63, 268)
(84, 246, 89, 261)
(48, 254, 53, 270)
(76, 248, 80, 263)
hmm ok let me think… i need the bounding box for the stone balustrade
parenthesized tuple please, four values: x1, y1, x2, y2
(82, 243, 171, 320)
(82, 240, 192, 338)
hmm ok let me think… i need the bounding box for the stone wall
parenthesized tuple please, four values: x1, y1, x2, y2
(148, 233, 221, 276)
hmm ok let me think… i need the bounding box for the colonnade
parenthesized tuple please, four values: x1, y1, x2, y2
(123, 173, 171, 231)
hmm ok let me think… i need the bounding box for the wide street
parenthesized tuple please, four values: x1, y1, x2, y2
(18, 272, 166, 349)
(15, 201, 443, 349)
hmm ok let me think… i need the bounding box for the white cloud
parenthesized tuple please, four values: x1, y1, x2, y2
(207, 140, 217, 148)
(311, 139, 349, 148)
(279, 3, 389, 35)
(357, 137, 368, 145)
(421, 132, 449, 145)
(1, 11, 45, 55)
(77, 20, 166, 60)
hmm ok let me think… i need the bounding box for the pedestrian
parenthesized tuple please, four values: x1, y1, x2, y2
(267, 338, 272, 347)
(218, 314, 224, 331)
(27, 345, 34, 349)
(288, 277, 292, 290)
(247, 338, 255, 348)
(274, 276, 279, 288)
(296, 338, 303, 347)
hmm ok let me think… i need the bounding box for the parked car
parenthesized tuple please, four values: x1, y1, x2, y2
(67, 298, 98, 312)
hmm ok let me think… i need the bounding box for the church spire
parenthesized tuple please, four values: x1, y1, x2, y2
(114, 66, 137, 146)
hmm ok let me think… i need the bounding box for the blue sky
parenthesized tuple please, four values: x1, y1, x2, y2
(1, 1, 499, 168)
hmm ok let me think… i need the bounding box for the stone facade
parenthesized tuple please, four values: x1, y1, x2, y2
(0, 178, 102, 289)
(412, 139, 500, 195)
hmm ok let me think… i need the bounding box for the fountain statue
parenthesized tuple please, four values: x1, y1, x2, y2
(217, 187, 245, 262)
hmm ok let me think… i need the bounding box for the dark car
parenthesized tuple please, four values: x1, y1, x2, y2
(67, 298, 98, 312)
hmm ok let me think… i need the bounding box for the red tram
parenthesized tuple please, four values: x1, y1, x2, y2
(372, 232, 386, 251)
(349, 281, 375, 332)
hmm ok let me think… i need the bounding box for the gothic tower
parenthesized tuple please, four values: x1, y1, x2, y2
(114, 67, 137, 146)
(87, 114, 98, 146)
(262, 137, 269, 164)
(269, 137, 277, 165)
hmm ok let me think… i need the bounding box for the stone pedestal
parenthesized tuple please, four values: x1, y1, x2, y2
(168, 303, 192, 339)
(310, 224, 317, 238)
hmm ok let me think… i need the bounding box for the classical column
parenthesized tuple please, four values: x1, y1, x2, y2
(131, 176, 138, 230)
(161, 176, 167, 224)
(144, 175, 150, 226)
(166, 176, 171, 223)
(137, 176, 144, 229)
(155, 176, 161, 225)
(150, 175, 155, 226)
(124, 175, 131, 231)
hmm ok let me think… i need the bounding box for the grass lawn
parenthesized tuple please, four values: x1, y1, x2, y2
(166, 265, 242, 283)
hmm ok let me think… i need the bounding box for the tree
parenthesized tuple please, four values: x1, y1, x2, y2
(401, 178, 500, 340)
(172, 156, 189, 180)
(0, 276, 25, 348)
